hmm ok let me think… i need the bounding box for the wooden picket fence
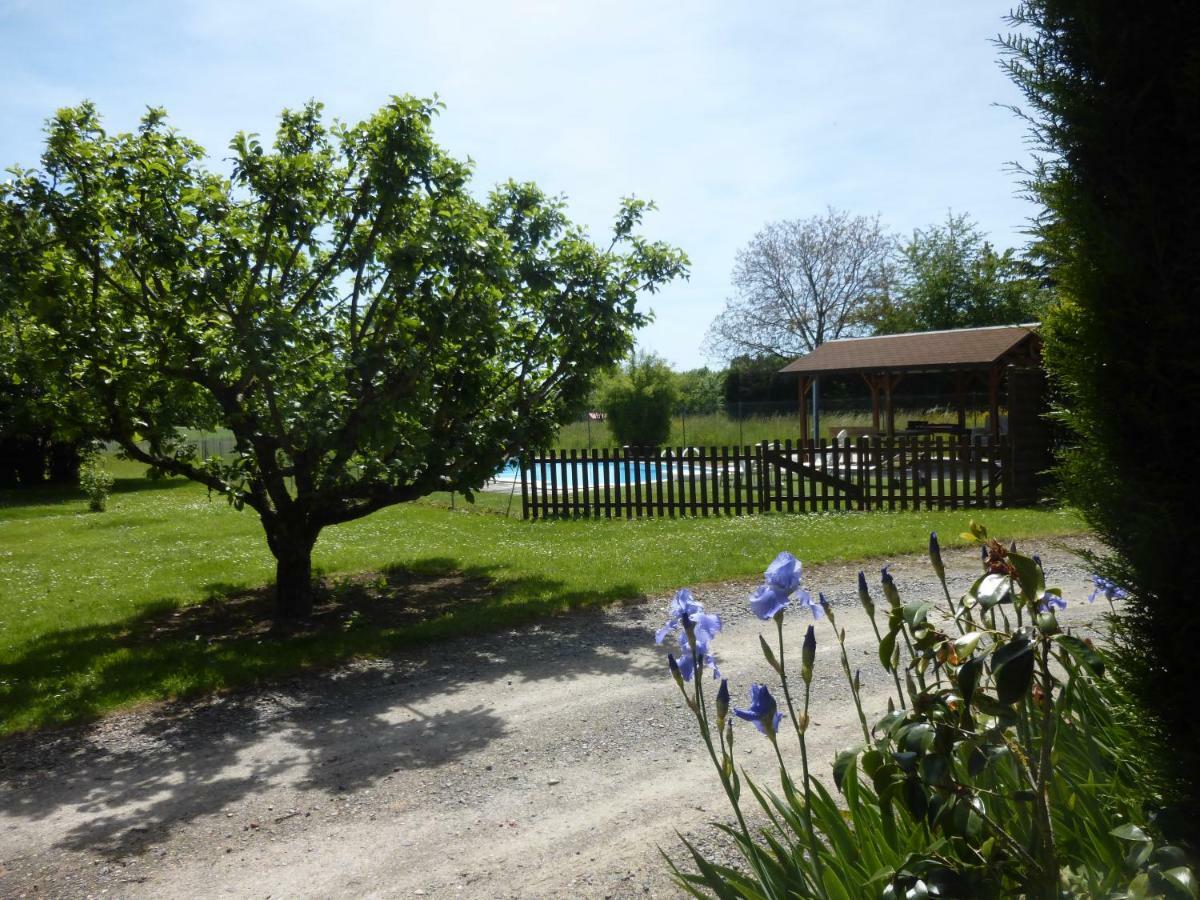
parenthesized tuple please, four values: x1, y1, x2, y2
(520, 435, 1010, 519)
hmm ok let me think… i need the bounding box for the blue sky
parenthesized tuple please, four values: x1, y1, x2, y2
(0, 1, 1036, 368)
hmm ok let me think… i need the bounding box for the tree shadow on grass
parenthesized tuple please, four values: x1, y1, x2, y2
(0, 476, 195, 518)
(0, 558, 660, 858)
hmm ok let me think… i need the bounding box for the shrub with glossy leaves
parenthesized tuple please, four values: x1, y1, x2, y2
(657, 524, 1195, 898)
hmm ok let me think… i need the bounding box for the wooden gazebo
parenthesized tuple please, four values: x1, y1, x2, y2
(779, 324, 1042, 441)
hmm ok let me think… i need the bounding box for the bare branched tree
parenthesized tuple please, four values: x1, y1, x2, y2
(704, 208, 895, 361)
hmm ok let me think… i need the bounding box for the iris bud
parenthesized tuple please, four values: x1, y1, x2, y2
(801, 624, 816, 683)
(929, 531, 945, 581)
(668, 653, 685, 688)
(716, 678, 730, 729)
(857, 571, 875, 619)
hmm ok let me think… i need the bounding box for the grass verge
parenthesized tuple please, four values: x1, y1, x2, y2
(1, 470, 1082, 733)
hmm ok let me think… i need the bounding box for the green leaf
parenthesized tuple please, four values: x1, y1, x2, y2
(974, 573, 1012, 609)
(822, 868, 854, 900)
(1055, 633, 1105, 676)
(1110, 822, 1150, 842)
(991, 631, 1036, 704)
(1162, 867, 1199, 899)
(902, 601, 934, 629)
(833, 747, 861, 794)
(1036, 611, 1060, 635)
(957, 654, 985, 708)
(1009, 552, 1044, 604)
(953, 631, 983, 660)
(879, 628, 899, 672)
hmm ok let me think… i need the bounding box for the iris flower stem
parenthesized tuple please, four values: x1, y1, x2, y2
(797, 679, 828, 897)
(866, 614, 907, 710)
(775, 618, 808, 755)
(773, 619, 828, 899)
(898, 624, 928, 695)
(833, 629, 871, 743)
(682, 644, 779, 900)
(1032, 639, 1059, 895)
(937, 575, 968, 636)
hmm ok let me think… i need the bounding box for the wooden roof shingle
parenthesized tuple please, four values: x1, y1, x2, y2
(779, 324, 1039, 376)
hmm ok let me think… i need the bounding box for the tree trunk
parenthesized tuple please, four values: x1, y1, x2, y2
(266, 521, 319, 619)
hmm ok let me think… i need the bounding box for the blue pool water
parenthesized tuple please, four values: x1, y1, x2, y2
(495, 458, 678, 487)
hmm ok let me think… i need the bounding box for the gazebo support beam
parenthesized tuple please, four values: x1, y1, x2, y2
(797, 375, 811, 444)
(954, 371, 968, 432)
(884, 373, 904, 437)
(862, 373, 882, 434)
(988, 365, 1002, 441)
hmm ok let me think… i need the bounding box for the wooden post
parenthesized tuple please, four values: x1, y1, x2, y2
(988, 365, 1002, 442)
(862, 374, 881, 433)
(954, 371, 968, 432)
(883, 374, 903, 437)
(797, 375, 810, 444)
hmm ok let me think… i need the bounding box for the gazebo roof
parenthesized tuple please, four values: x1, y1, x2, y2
(779, 324, 1040, 377)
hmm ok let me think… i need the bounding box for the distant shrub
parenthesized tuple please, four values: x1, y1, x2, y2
(79, 452, 114, 512)
(601, 353, 677, 449)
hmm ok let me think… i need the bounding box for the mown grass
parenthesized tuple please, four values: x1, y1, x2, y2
(0, 465, 1082, 734)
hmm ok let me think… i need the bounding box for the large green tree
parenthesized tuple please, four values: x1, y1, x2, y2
(868, 212, 1044, 335)
(0, 98, 687, 617)
(1003, 1, 1200, 837)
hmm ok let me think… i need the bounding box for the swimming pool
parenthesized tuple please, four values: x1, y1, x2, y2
(494, 457, 672, 487)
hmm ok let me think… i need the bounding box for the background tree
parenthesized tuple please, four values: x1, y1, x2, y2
(1, 98, 687, 618)
(721, 353, 794, 416)
(704, 207, 893, 361)
(1003, 0, 1200, 839)
(674, 367, 724, 415)
(600, 352, 678, 448)
(0, 210, 90, 487)
(867, 211, 1045, 335)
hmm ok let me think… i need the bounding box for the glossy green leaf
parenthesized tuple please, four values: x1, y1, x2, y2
(991, 631, 1036, 704)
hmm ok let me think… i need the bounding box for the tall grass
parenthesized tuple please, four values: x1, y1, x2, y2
(553, 408, 983, 450)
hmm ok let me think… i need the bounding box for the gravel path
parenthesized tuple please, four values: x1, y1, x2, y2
(0, 535, 1104, 899)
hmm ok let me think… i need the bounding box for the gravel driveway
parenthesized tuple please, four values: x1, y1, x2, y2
(0, 535, 1105, 899)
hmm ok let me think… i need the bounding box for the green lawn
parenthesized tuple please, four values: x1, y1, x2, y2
(0, 465, 1083, 734)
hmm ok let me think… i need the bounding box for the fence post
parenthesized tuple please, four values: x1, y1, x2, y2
(520, 454, 529, 520)
(755, 442, 766, 513)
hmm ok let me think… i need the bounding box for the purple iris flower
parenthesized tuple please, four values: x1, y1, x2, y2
(749, 584, 790, 620)
(749, 551, 812, 620)
(676, 644, 720, 682)
(1038, 592, 1067, 613)
(674, 614, 722, 681)
(1088, 575, 1128, 605)
(881, 565, 894, 587)
(656, 588, 704, 645)
(764, 551, 802, 594)
(733, 683, 784, 737)
(658, 589, 721, 681)
(929, 532, 944, 575)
